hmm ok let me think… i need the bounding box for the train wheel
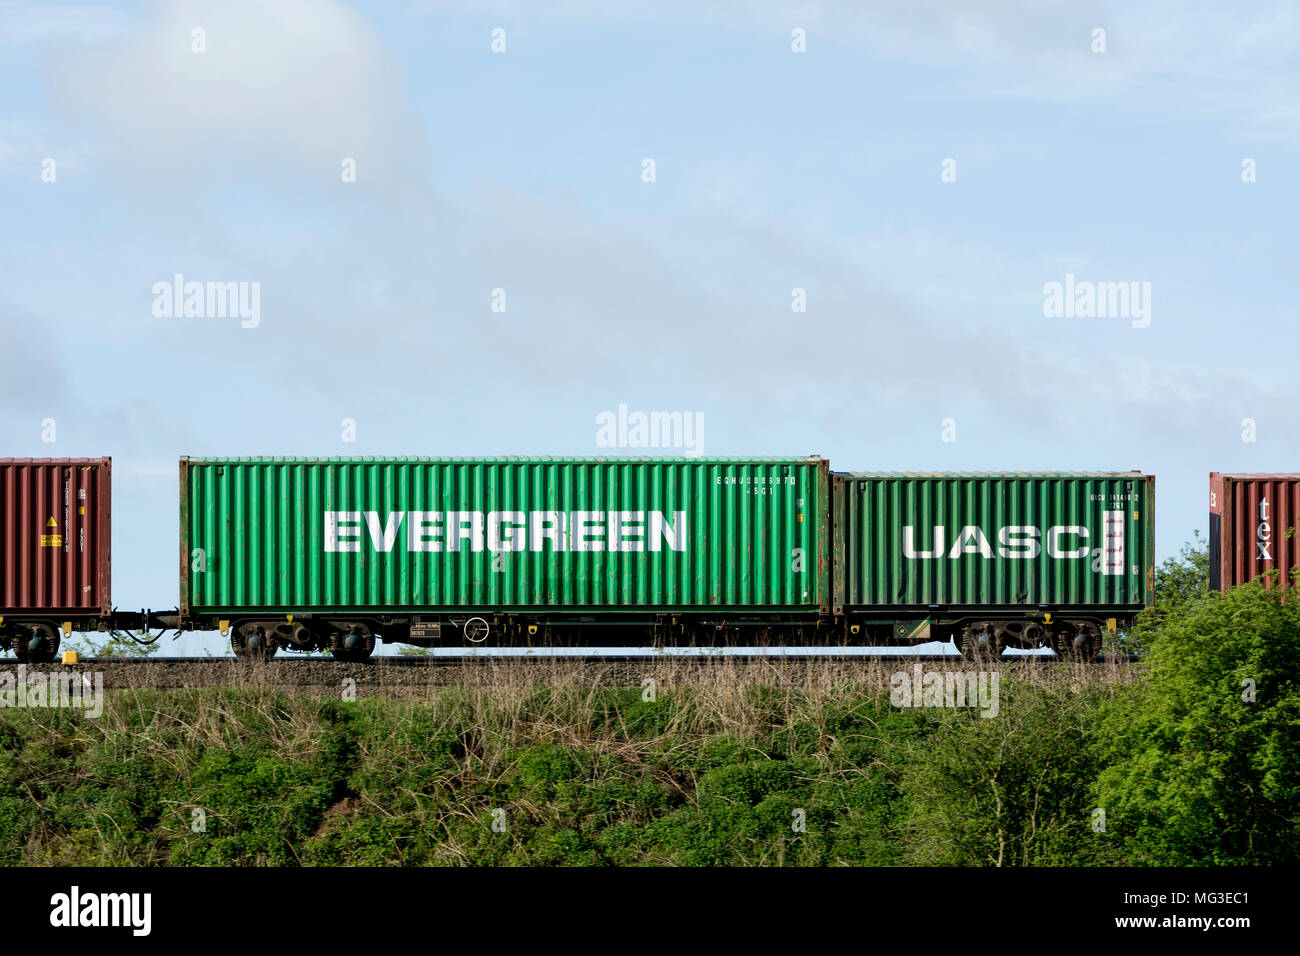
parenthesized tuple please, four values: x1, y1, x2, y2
(232, 623, 278, 660)
(1020, 622, 1047, 649)
(960, 627, 1004, 661)
(13, 624, 60, 664)
(329, 625, 375, 661)
(1054, 623, 1101, 662)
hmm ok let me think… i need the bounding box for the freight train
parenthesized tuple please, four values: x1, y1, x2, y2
(0, 456, 1271, 664)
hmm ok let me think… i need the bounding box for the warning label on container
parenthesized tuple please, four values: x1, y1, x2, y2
(1102, 510, 1125, 576)
(40, 516, 63, 547)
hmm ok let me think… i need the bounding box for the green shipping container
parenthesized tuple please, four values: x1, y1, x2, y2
(833, 472, 1155, 613)
(179, 457, 831, 617)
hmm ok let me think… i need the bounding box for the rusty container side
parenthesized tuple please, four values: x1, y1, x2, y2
(1209, 473, 1300, 590)
(0, 458, 111, 617)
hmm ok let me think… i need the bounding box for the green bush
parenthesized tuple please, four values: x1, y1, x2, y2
(0, 628, 1294, 866)
(900, 679, 1121, 866)
(1097, 580, 1300, 864)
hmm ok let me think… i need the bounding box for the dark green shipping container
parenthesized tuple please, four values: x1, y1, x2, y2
(833, 472, 1155, 613)
(180, 457, 831, 617)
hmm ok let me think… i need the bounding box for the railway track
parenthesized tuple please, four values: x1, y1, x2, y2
(0, 653, 1140, 665)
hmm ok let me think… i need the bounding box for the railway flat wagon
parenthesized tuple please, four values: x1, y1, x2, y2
(1209, 473, 1300, 591)
(833, 472, 1155, 658)
(0, 457, 115, 662)
(176, 456, 832, 658)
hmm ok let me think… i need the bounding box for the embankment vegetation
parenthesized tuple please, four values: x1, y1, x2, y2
(0, 540, 1295, 866)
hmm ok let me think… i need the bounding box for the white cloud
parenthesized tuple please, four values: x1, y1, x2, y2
(50, 0, 428, 194)
(417, 0, 1300, 143)
(7, 0, 1296, 462)
(0, 2, 131, 47)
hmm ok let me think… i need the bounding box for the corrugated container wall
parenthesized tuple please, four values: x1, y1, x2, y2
(1209, 473, 1300, 590)
(0, 458, 111, 615)
(180, 457, 831, 615)
(834, 472, 1155, 611)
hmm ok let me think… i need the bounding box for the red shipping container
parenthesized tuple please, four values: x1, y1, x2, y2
(0, 457, 112, 617)
(1209, 473, 1300, 590)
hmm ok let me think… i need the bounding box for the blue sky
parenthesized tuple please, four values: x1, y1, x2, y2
(2, 1, 1298, 654)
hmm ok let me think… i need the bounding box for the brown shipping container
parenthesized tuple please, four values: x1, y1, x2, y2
(1209, 473, 1300, 591)
(0, 458, 111, 617)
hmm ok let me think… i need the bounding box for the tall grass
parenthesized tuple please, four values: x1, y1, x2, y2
(0, 660, 1134, 866)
